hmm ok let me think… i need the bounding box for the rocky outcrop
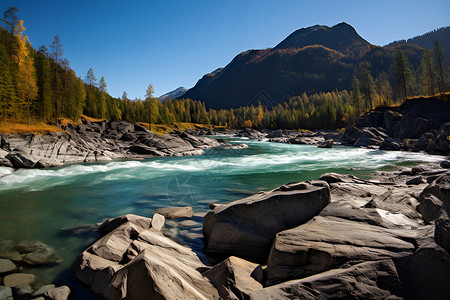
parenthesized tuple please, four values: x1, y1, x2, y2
(0, 119, 221, 169)
(203, 181, 330, 262)
(74, 213, 219, 299)
(343, 96, 450, 155)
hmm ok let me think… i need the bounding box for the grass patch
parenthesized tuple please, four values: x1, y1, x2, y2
(0, 121, 61, 134)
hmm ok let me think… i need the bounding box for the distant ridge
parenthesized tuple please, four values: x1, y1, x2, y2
(158, 87, 188, 101)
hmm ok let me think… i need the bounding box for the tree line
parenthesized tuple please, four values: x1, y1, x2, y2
(0, 6, 448, 131)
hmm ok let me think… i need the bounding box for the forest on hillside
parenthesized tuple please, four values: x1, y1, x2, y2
(0, 7, 448, 131)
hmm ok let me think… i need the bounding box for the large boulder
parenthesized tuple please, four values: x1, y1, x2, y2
(155, 206, 194, 219)
(203, 256, 263, 299)
(203, 181, 330, 262)
(75, 215, 219, 299)
(266, 215, 416, 284)
(98, 214, 153, 236)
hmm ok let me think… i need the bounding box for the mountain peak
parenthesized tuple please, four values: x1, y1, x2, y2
(274, 22, 370, 56)
(158, 87, 188, 101)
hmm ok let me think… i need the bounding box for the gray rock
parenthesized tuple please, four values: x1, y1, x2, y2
(317, 140, 333, 148)
(14, 284, 32, 299)
(98, 214, 152, 236)
(0, 259, 16, 275)
(266, 215, 416, 284)
(3, 273, 35, 288)
(151, 213, 165, 231)
(22, 245, 61, 266)
(45, 286, 71, 300)
(204, 256, 263, 299)
(441, 160, 450, 169)
(203, 180, 330, 262)
(5, 153, 36, 168)
(0, 241, 23, 262)
(435, 210, 450, 254)
(31, 284, 56, 297)
(420, 175, 450, 207)
(154, 206, 194, 219)
(0, 286, 12, 300)
(417, 194, 443, 223)
(406, 176, 424, 185)
(251, 259, 402, 300)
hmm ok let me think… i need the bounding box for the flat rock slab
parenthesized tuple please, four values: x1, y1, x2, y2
(251, 260, 403, 300)
(154, 206, 194, 219)
(3, 273, 35, 287)
(45, 286, 71, 300)
(203, 180, 330, 262)
(266, 215, 416, 284)
(0, 259, 16, 274)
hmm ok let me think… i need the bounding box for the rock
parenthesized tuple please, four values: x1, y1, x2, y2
(0, 259, 16, 275)
(75, 215, 219, 299)
(417, 194, 443, 223)
(319, 172, 366, 184)
(435, 211, 450, 254)
(266, 215, 416, 284)
(151, 213, 165, 231)
(0, 286, 12, 300)
(128, 144, 166, 156)
(317, 140, 333, 148)
(380, 138, 402, 151)
(250, 259, 403, 300)
(406, 176, 424, 185)
(31, 284, 56, 297)
(203, 180, 330, 262)
(3, 273, 35, 288)
(393, 245, 450, 300)
(0, 241, 23, 263)
(420, 175, 450, 207)
(45, 286, 71, 300)
(22, 245, 61, 266)
(412, 165, 428, 175)
(5, 153, 36, 168)
(98, 214, 152, 236)
(92, 222, 144, 262)
(154, 206, 193, 219)
(179, 220, 201, 227)
(13, 285, 32, 299)
(203, 256, 263, 299)
(441, 160, 450, 169)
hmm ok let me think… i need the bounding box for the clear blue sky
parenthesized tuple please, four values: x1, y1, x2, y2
(1, 0, 449, 99)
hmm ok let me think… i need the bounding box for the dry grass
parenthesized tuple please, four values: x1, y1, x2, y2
(0, 121, 61, 134)
(137, 122, 227, 135)
(81, 115, 106, 122)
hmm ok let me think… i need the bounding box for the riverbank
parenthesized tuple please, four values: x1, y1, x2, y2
(73, 159, 450, 299)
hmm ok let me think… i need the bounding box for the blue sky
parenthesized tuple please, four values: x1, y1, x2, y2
(1, 0, 449, 99)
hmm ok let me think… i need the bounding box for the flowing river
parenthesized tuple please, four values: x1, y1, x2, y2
(0, 136, 444, 299)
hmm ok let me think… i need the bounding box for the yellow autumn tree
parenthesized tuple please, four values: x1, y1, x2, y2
(13, 20, 38, 125)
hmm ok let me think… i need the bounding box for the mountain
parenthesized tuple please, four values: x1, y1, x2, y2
(387, 26, 450, 61)
(158, 87, 188, 101)
(180, 23, 427, 109)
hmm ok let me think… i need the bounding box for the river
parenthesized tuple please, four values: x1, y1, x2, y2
(0, 136, 444, 298)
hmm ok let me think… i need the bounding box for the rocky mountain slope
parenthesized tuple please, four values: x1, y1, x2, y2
(158, 87, 188, 101)
(180, 22, 425, 109)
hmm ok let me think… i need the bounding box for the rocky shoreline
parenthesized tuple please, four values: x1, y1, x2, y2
(72, 160, 450, 299)
(0, 119, 223, 170)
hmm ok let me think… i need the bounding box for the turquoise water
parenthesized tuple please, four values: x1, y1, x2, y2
(0, 137, 444, 298)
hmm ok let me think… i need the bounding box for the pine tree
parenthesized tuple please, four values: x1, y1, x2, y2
(36, 45, 53, 120)
(419, 49, 436, 96)
(98, 76, 107, 119)
(433, 41, 447, 94)
(360, 68, 376, 110)
(1, 7, 19, 38)
(50, 35, 64, 123)
(375, 72, 393, 106)
(350, 76, 362, 116)
(144, 84, 154, 129)
(394, 51, 414, 101)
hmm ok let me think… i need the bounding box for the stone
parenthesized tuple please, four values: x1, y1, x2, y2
(91, 223, 143, 262)
(14, 284, 32, 298)
(435, 211, 450, 254)
(317, 140, 333, 148)
(204, 256, 263, 299)
(266, 216, 416, 284)
(417, 194, 443, 223)
(0, 260, 16, 275)
(3, 273, 35, 288)
(151, 213, 165, 231)
(380, 138, 402, 151)
(441, 160, 450, 169)
(203, 180, 330, 262)
(5, 153, 36, 168)
(22, 245, 61, 266)
(31, 284, 56, 297)
(98, 214, 152, 236)
(420, 175, 450, 207)
(406, 176, 424, 185)
(0, 241, 23, 263)
(0, 286, 12, 300)
(250, 260, 403, 300)
(45, 286, 71, 300)
(154, 206, 194, 219)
